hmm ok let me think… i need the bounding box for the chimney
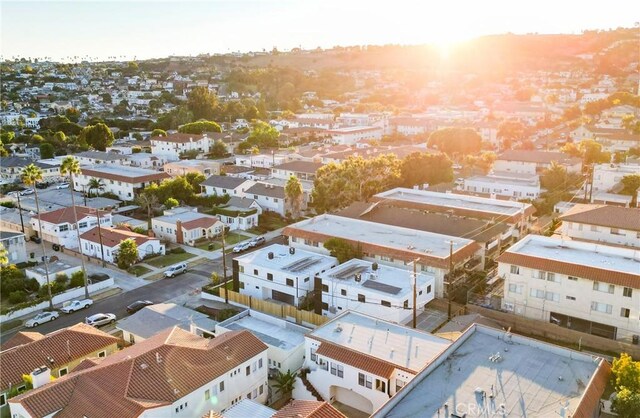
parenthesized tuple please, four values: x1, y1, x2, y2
(31, 366, 51, 389)
(176, 220, 184, 244)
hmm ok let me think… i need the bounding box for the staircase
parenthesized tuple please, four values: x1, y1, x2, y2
(300, 374, 324, 402)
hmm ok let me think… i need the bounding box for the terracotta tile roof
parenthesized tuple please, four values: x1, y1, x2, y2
(150, 133, 206, 143)
(274, 400, 346, 418)
(35, 206, 109, 225)
(560, 204, 640, 232)
(497, 150, 580, 165)
(272, 161, 324, 174)
(573, 360, 611, 418)
(497, 252, 640, 288)
(80, 167, 170, 184)
(11, 328, 268, 418)
(0, 331, 44, 351)
(0, 323, 118, 392)
(181, 216, 221, 230)
(313, 339, 403, 378)
(79, 225, 156, 248)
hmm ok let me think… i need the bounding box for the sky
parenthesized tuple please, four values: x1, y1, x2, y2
(1, 0, 637, 62)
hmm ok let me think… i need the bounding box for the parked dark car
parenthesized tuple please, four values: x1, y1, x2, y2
(88, 273, 110, 283)
(126, 300, 154, 314)
(52, 243, 61, 251)
(31, 236, 42, 244)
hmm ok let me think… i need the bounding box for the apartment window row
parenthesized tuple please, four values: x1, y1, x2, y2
(591, 301, 613, 314)
(529, 288, 559, 302)
(533, 270, 558, 283)
(593, 281, 615, 294)
(330, 362, 344, 378)
(358, 372, 386, 393)
(174, 401, 188, 414)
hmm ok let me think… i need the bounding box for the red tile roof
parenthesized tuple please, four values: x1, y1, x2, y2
(150, 133, 206, 143)
(181, 216, 221, 230)
(35, 206, 109, 225)
(11, 328, 268, 418)
(312, 339, 408, 378)
(79, 225, 156, 248)
(560, 204, 640, 232)
(0, 323, 118, 392)
(0, 331, 44, 351)
(274, 400, 346, 418)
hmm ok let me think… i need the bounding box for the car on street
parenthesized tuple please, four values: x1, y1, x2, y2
(249, 236, 266, 248)
(88, 273, 110, 283)
(55, 183, 70, 189)
(164, 262, 188, 278)
(126, 300, 154, 314)
(20, 188, 35, 196)
(25, 311, 59, 327)
(85, 313, 116, 327)
(233, 242, 251, 253)
(61, 298, 93, 313)
(30, 236, 42, 243)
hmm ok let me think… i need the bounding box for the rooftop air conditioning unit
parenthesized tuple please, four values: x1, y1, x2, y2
(329, 306, 337, 314)
(354, 274, 362, 282)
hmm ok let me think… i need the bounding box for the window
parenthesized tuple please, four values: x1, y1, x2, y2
(426, 285, 432, 294)
(545, 291, 559, 302)
(403, 300, 409, 309)
(376, 379, 386, 392)
(610, 228, 623, 235)
(322, 284, 329, 292)
(258, 358, 263, 368)
(593, 282, 614, 294)
(205, 389, 210, 400)
(331, 363, 344, 378)
(322, 302, 329, 311)
(239, 281, 245, 289)
(591, 301, 613, 314)
(341, 289, 347, 296)
(510, 265, 520, 275)
(253, 269, 258, 276)
(623, 287, 633, 297)
(246, 366, 250, 376)
(621, 308, 631, 318)
(79, 221, 88, 229)
(590, 225, 598, 232)
(267, 273, 273, 281)
(286, 278, 294, 287)
(58, 224, 69, 232)
(566, 296, 576, 301)
(508, 284, 523, 294)
(381, 300, 391, 307)
(0, 393, 6, 406)
(239, 266, 245, 273)
(59, 367, 68, 377)
(358, 294, 366, 303)
(17, 385, 26, 393)
(396, 379, 406, 393)
(568, 276, 578, 281)
(259, 385, 264, 395)
(98, 350, 106, 358)
(546, 273, 558, 283)
(310, 348, 317, 362)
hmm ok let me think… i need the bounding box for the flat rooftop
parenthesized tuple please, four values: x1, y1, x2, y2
(219, 313, 307, 351)
(235, 244, 338, 276)
(375, 188, 530, 216)
(318, 259, 433, 297)
(506, 235, 640, 276)
(309, 311, 450, 372)
(288, 214, 474, 259)
(465, 175, 540, 187)
(376, 325, 607, 418)
(330, 126, 379, 133)
(81, 164, 160, 176)
(28, 260, 79, 276)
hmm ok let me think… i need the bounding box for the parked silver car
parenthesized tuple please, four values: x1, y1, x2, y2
(164, 262, 188, 278)
(25, 311, 59, 327)
(85, 313, 116, 327)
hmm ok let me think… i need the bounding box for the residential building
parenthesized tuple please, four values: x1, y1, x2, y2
(75, 165, 170, 201)
(163, 159, 222, 177)
(271, 161, 324, 182)
(304, 311, 450, 414)
(215, 310, 308, 376)
(595, 131, 640, 152)
(201, 175, 255, 197)
(0, 157, 60, 184)
(152, 207, 224, 245)
(0, 323, 119, 416)
(389, 117, 433, 136)
(79, 225, 165, 263)
(284, 214, 480, 298)
(203, 399, 276, 418)
(9, 328, 269, 418)
(30, 206, 113, 248)
(0, 206, 34, 237)
(233, 244, 338, 307)
(235, 153, 290, 168)
(494, 150, 582, 174)
(336, 113, 383, 127)
(73, 151, 130, 166)
(0, 231, 27, 265)
(372, 324, 610, 418)
(150, 132, 211, 160)
(125, 152, 165, 169)
(245, 183, 292, 217)
(558, 204, 640, 247)
(316, 259, 435, 324)
(26, 259, 81, 286)
(211, 197, 261, 231)
(273, 400, 345, 418)
(499, 234, 640, 341)
(462, 172, 541, 199)
(591, 163, 640, 194)
(327, 126, 383, 145)
(116, 303, 217, 344)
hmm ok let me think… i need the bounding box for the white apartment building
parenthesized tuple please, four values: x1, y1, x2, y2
(201, 175, 256, 197)
(30, 206, 113, 248)
(270, 161, 324, 182)
(499, 235, 640, 342)
(0, 232, 27, 266)
(316, 259, 435, 324)
(72, 151, 130, 166)
(150, 133, 211, 161)
(462, 172, 541, 199)
(75, 165, 170, 201)
(234, 244, 338, 307)
(390, 117, 432, 136)
(494, 150, 582, 175)
(79, 226, 165, 263)
(164, 159, 221, 177)
(559, 204, 640, 248)
(235, 153, 289, 168)
(284, 214, 480, 298)
(9, 328, 269, 418)
(592, 163, 640, 194)
(304, 311, 450, 414)
(327, 126, 383, 145)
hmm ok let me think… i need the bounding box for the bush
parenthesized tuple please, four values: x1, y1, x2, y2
(55, 274, 68, 285)
(38, 283, 52, 298)
(0, 201, 16, 208)
(171, 247, 186, 254)
(25, 278, 40, 293)
(0, 265, 26, 294)
(69, 271, 85, 288)
(9, 290, 28, 304)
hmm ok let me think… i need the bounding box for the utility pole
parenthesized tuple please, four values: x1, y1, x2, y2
(448, 240, 454, 320)
(221, 226, 228, 304)
(94, 208, 106, 267)
(588, 165, 594, 202)
(412, 259, 417, 329)
(15, 192, 25, 234)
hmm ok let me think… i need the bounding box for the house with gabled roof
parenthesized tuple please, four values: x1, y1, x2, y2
(151, 207, 224, 246)
(558, 204, 640, 248)
(30, 205, 113, 248)
(150, 133, 211, 161)
(79, 225, 165, 263)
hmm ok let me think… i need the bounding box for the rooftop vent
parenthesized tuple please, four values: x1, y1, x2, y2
(140, 363, 148, 369)
(334, 324, 343, 333)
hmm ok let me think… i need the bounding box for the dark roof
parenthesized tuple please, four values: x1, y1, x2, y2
(225, 196, 258, 209)
(0, 156, 57, 169)
(201, 175, 251, 189)
(246, 183, 285, 199)
(559, 204, 640, 232)
(272, 161, 324, 174)
(0, 231, 25, 240)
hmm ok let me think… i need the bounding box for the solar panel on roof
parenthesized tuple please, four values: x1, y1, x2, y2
(361, 280, 402, 295)
(330, 265, 369, 280)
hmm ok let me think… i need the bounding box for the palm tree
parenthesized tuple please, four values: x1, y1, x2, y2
(87, 178, 105, 197)
(273, 370, 297, 401)
(60, 156, 89, 298)
(135, 192, 159, 230)
(285, 175, 304, 220)
(22, 164, 53, 309)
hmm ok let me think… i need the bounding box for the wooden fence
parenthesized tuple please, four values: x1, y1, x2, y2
(220, 288, 329, 327)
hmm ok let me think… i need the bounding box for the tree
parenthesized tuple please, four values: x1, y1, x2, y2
(39, 142, 55, 159)
(187, 87, 219, 120)
(0, 265, 26, 294)
(285, 175, 304, 219)
(151, 128, 166, 137)
(21, 164, 53, 309)
(427, 128, 482, 156)
(117, 238, 138, 269)
(100, 93, 112, 104)
(497, 121, 526, 150)
(208, 140, 228, 158)
(611, 353, 640, 418)
(164, 197, 179, 209)
(60, 156, 89, 298)
(324, 238, 361, 264)
(87, 178, 105, 197)
(579, 140, 610, 165)
(621, 174, 640, 206)
(540, 162, 582, 194)
(401, 152, 453, 187)
(79, 123, 114, 151)
(53, 131, 66, 143)
(136, 191, 160, 229)
(247, 121, 280, 148)
(0, 242, 8, 266)
(273, 370, 297, 397)
(184, 172, 206, 190)
(178, 120, 221, 135)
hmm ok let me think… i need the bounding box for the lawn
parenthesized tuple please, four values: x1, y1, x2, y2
(248, 213, 290, 234)
(145, 252, 195, 268)
(195, 232, 251, 251)
(128, 265, 152, 276)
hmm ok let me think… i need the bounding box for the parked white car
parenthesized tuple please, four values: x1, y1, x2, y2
(60, 299, 93, 313)
(85, 313, 116, 327)
(25, 311, 59, 327)
(164, 262, 188, 278)
(233, 242, 251, 253)
(55, 183, 70, 189)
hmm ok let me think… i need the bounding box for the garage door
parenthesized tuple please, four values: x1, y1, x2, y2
(332, 386, 373, 414)
(272, 290, 294, 305)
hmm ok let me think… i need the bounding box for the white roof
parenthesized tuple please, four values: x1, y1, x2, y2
(309, 311, 450, 372)
(235, 244, 338, 276)
(219, 312, 307, 351)
(330, 126, 379, 133)
(81, 164, 161, 177)
(222, 399, 275, 418)
(505, 235, 640, 276)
